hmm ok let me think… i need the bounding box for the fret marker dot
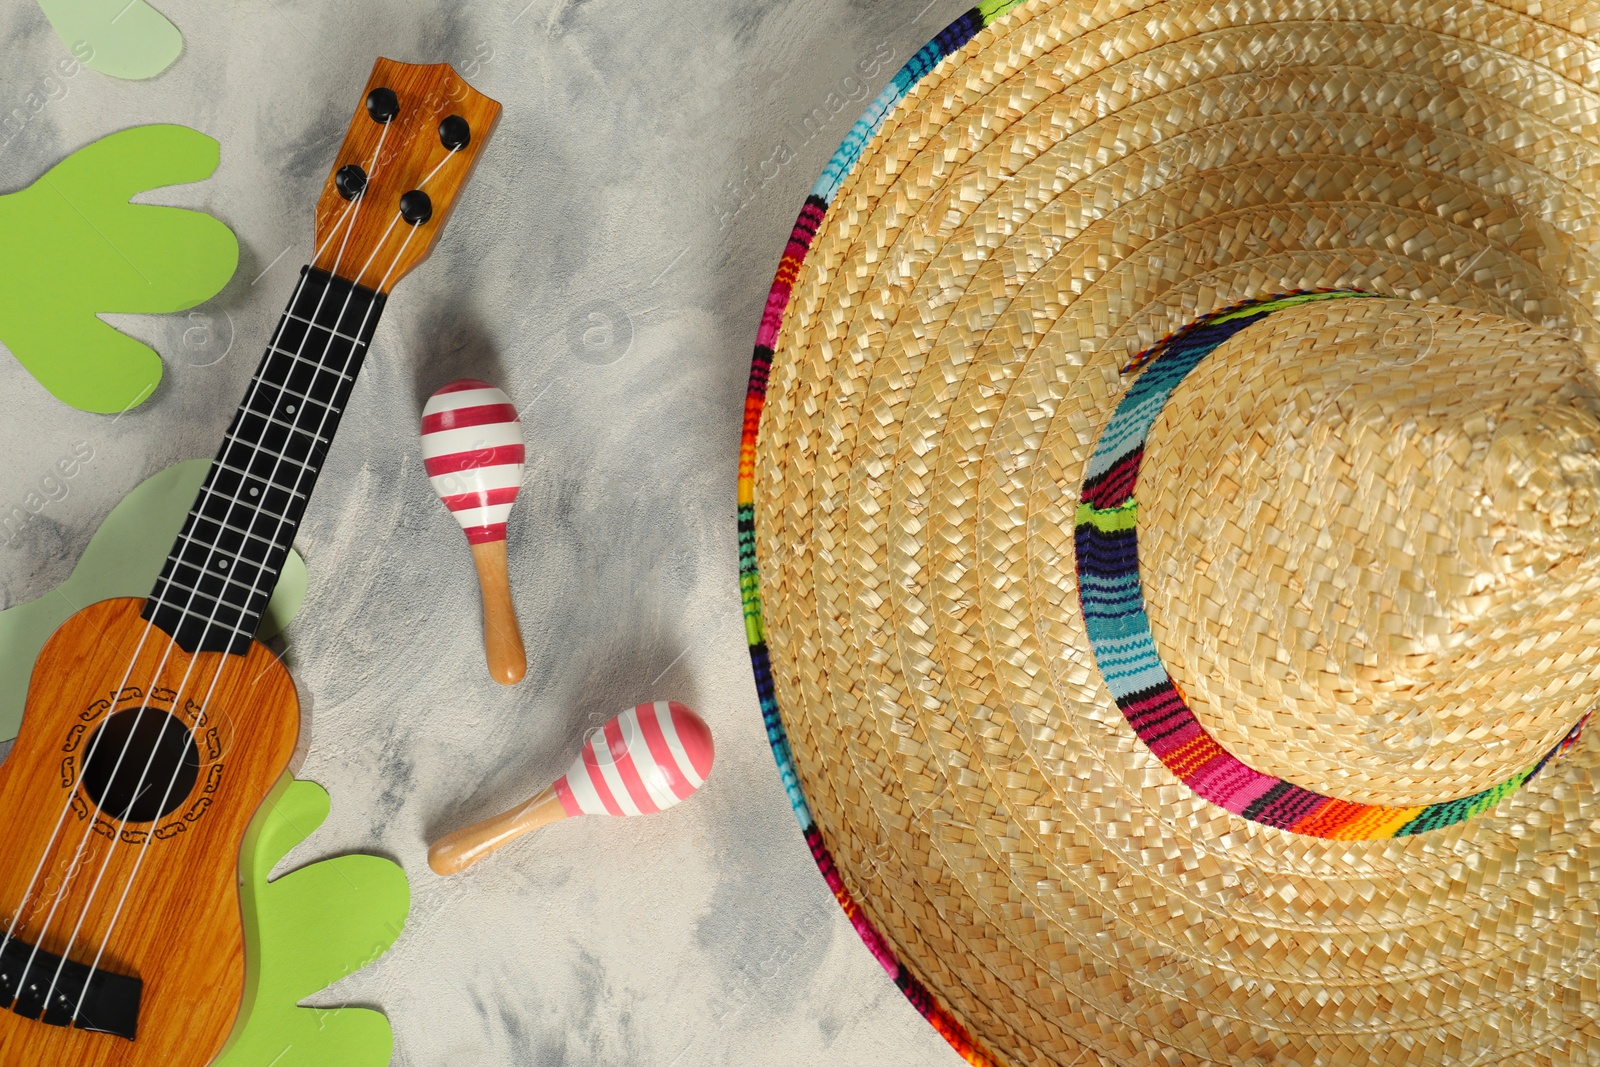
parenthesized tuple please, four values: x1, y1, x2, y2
(217, 560, 229, 570)
(248, 488, 259, 497)
(285, 404, 296, 414)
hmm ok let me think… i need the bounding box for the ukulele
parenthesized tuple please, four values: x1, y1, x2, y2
(0, 58, 499, 1066)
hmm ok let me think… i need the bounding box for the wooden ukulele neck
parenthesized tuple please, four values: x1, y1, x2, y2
(141, 56, 500, 657)
(142, 268, 386, 654)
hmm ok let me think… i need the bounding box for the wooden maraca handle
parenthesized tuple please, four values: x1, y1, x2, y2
(429, 785, 568, 875)
(471, 538, 526, 685)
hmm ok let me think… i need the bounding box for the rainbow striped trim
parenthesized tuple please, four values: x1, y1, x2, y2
(738, 4, 1024, 1065)
(1077, 291, 1590, 839)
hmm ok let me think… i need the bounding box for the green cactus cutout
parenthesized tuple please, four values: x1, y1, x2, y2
(0, 458, 305, 742)
(0, 124, 238, 413)
(35, 0, 183, 80)
(217, 775, 410, 1067)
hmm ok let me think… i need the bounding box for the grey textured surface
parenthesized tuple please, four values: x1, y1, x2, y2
(0, 1, 972, 1064)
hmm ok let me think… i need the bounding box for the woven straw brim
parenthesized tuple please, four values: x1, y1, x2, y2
(742, 1, 1600, 1065)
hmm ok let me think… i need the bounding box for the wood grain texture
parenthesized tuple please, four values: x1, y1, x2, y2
(311, 58, 501, 294)
(0, 598, 299, 1067)
(428, 786, 567, 876)
(470, 539, 526, 686)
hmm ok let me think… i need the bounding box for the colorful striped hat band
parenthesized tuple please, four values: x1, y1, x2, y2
(1076, 290, 1590, 840)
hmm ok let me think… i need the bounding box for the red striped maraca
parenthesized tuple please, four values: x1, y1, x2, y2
(422, 378, 527, 685)
(428, 701, 715, 875)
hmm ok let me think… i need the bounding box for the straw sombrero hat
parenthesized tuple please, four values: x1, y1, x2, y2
(737, 1, 1600, 1064)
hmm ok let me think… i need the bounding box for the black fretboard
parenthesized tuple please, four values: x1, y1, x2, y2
(143, 267, 386, 655)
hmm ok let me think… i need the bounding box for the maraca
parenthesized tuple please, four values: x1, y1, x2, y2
(429, 700, 715, 875)
(422, 378, 527, 685)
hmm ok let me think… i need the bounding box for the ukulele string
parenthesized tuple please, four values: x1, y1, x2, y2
(21, 223, 368, 1016)
(0, 184, 373, 1001)
(69, 145, 457, 1025)
(15, 121, 399, 1016)
(69, 221, 414, 1022)
(37, 158, 386, 1009)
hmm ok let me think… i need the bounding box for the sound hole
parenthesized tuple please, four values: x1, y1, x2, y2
(79, 708, 200, 823)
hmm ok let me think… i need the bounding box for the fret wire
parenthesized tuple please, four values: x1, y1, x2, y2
(156, 570, 275, 611)
(216, 439, 319, 474)
(195, 477, 308, 517)
(166, 566, 265, 602)
(238, 408, 332, 446)
(210, 459, 310, 497)
(146, 608, 245, 647)
(270, 331, 363, 376)
(166, 559, 273, 598)
(287, 284, 364, 321)
(175, 511, 278, 556)
(268, 320, 357, 367)
(237, 293, 369, 473)
(217, 461, 314, 496)
(284, 311, 366, 346)
(245, 368, 334, 406)
(244, 378, 342, 415)
(167, 531, 281, 579)
(181, 512, 293, 550)
(172, 519, 283, 561)
(179, 515, 291, 559)
(145, 266, 386, 655)
(265, 344, 356, 382)
(142, 591, 251, 636)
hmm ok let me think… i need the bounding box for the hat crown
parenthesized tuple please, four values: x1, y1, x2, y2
(1140, 300, 1600, 805)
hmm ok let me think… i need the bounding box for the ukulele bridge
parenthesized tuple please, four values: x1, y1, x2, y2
(0, 930, 141, 1040)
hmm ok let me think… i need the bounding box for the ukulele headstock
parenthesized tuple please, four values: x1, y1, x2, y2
(312, 57, 500, 293)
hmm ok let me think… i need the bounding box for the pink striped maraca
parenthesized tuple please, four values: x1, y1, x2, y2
(428, 701, 715, 875)
(422, 378, 527, 685)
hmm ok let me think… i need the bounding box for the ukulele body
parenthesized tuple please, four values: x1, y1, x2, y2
(0, 597, 298, 1066)
(0, 52, 500, 1067)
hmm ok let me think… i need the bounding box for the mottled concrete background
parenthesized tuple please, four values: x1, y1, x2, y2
(0, 1, 970, 1063)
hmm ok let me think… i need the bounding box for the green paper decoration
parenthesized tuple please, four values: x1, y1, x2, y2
(35, 0, 183, 81)
(0, 125, 238, 413)
(0, 458, 408, 1066)
(0, 458, 304, 741)
(216, 775, 410, 1067)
